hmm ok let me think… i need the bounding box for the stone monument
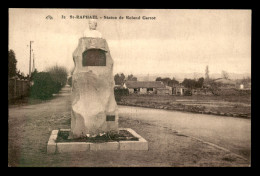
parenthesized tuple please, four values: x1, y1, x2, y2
(47, 20, 148, 153)
(70, 19, 118, 139)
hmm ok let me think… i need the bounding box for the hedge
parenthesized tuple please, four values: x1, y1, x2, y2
(29, 72, 62, 99)
(114, 88, 129, 102)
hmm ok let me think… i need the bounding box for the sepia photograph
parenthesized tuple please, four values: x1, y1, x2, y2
(8, 8, 251, 167)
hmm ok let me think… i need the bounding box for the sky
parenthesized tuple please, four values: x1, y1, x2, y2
(9, 9, 251, 76)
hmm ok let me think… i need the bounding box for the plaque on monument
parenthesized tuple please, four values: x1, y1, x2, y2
(106, 115, 115, 121)
(82, 49, 106, 66)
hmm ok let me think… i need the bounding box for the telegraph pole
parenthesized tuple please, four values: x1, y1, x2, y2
(29, 41, 34, 77)
(32, 52, 35, 73)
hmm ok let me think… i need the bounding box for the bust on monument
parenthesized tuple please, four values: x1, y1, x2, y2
(70, 20, 118, 139)
(83, 19, 102, 38)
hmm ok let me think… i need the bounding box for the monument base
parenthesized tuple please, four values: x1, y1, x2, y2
(47, 128, 148, 153)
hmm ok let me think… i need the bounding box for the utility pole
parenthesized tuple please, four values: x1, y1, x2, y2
(32, 52, 35, 73)
(29, 41, 34, 77)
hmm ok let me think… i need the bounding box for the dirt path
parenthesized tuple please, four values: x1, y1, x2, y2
(8, 86, 250, 167)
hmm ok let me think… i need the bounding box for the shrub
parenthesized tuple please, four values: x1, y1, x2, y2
(114, 88, 129, 102)
(184, 89, 192, 96)
(29, 72, 56, 99)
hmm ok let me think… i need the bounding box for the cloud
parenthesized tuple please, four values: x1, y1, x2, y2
(9, 9, 251, 75)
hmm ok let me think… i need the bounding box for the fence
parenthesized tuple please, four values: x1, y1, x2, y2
(8, 78, 30, 101)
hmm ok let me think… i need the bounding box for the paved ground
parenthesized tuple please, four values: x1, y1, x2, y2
(118, 106, 251, 160)
(8, 86, 251, 167)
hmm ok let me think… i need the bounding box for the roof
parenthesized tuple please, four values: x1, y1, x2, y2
(157, 88, 169, 90)
(125, 81, 165, 88)
(173, 85, 185, 88)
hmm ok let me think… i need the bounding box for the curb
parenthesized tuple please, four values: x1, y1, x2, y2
(47, 128, 148, 154)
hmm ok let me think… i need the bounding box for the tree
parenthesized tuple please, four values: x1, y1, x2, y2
(16, 70, 27, 80)
(162, 78, 171, 86)
(16, 70, 21, 78)
(241, 76, 251, 85)
(222, 70, 229, 79)
(170, 77, 179, 86)
(182, 78, 204, 89)
(8, 50, 17, 78)
(126, 74, 137, 81)
(155, 77, 171, 86)
(31, 69, 38, 80)
(155, 77, 162, 82)
(156, 77, 179, 86)
(182, 78, 196, 89)
(46, 65, 68, 93)
(205, 65, 209, 82)
(196, 77, 204, 88)
(206, 79, 223, 96)
(114, 73, 125, 85)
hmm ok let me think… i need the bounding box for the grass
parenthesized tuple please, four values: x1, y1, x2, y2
(121, 93, 251, 104)
(118, 93, 251, 118)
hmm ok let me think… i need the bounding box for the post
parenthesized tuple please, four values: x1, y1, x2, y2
(29, 41, 33, 77)
(32, 53, 35, 73)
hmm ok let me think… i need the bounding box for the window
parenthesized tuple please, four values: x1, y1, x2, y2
(82, 49, 106, 66)
(147, 88, 153, 91)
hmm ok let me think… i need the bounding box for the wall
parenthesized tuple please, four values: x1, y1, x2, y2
(8, 78, 30, 101)
(140, 88, 147, 94)
(166, 86, 172, 95)
(157, 89, 169, 95)
(173, 87, 184, 95)
(128, 88, 134, 94)
(147, 88, 156, 94)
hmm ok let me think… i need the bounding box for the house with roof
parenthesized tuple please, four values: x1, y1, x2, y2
(124, 81, 167, 94)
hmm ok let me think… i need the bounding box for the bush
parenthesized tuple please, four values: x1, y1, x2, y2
(29, 65, 68, 99)
(29, 72, 57, 99)
(114, 88, 129, 102)
(184, 89, 192, 96)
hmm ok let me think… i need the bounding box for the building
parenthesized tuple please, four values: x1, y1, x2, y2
(172, 85, 186, 95)
(124, 81, 166, 94)
(157, 88, 170, 95)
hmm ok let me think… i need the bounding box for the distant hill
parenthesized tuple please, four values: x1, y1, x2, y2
(136, 72, 251, 82)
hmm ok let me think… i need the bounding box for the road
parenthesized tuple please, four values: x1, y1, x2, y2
(118, 105, 251, 159)
(9, 86, 251, 161)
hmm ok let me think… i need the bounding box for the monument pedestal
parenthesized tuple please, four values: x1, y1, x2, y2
(47, 128, 148, 153)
